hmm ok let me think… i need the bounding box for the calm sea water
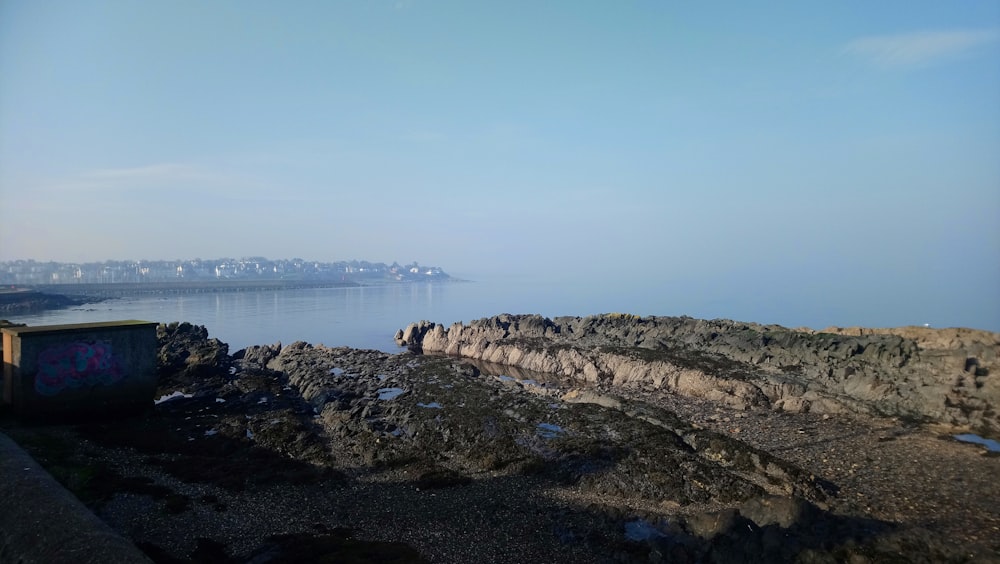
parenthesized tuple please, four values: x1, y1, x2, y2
(7, 276, 669, 353)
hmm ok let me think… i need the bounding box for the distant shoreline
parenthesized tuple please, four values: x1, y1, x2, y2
(0, 289, 91, 315)
(2, 279, 465, 315)
(32, 280, 361, 298)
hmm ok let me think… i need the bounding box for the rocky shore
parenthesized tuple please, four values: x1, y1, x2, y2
(396, 314, 999, 436)
(2, 317, 998, 562)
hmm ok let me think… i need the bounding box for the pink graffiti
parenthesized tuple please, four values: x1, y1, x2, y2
(35, 340, 124, 396)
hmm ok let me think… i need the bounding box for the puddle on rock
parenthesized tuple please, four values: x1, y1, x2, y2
(155, 391, 194, 404)
(377, 387, 406, 401)
(954, 434, 1000, 452)
(458, 357, 586, 389)
(624, 519, 666, 542)
(536, 423, 565, 439)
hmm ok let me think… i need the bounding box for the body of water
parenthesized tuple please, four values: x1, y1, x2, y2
(6, 277, 672, 353)
(14, 274, 980, 352)
(10, 270, 992, 346)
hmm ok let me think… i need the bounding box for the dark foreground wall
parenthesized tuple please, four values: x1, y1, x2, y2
(0, 431, 152, 563)
(2, 321, 158, 416)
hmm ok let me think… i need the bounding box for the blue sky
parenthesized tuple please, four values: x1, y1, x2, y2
(1, 1, 998, 330)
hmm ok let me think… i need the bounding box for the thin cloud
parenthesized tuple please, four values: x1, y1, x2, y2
(83, 163, 200, 180)
(51, 163, 218, 196)
(42, 162, 317, 203)
(843, 29, 999, 67)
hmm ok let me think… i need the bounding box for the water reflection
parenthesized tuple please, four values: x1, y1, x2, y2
(6, 278, 685, 353)
(8, 283, 473, 353)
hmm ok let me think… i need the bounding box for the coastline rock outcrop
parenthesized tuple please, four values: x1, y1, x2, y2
(4, 321, 997, 562)
(397, 314, 1000, 437)
(264, 342, 836, 505)
(0, 290, 90, 314)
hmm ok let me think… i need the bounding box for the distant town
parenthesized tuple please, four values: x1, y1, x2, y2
(0, 258, 450, 286)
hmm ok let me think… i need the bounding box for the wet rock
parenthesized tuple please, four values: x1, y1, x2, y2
(265, 343, 829, 507)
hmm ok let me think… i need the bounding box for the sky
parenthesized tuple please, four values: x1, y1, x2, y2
(1, 1, 999, 331)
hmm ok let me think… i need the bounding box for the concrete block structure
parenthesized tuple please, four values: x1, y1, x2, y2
(2, 320, 158, 417)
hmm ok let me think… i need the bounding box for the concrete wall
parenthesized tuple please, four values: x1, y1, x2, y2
(2, 321, 158, 417)
(0, 431, 153, 563)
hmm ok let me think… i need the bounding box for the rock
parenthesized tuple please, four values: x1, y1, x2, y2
(156, 322, 231, 389)
(739, 495, 819, 529)
(394, 320, 436, 351)
(264, 343, 830, 506)
(8, 322, 995, 563)
(233, 342, 282, 371)
(684, 508, 745, 539)
(396, 314, 1000, 436)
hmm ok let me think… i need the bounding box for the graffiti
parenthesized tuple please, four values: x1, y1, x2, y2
(35, 340, 124, 396)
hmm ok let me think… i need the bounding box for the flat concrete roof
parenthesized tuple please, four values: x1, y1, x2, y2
(1, 320, 157, 337)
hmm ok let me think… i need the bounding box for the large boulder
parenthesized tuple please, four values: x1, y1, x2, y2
(232, 342, 282, 371)
(156, 322, 231, 389)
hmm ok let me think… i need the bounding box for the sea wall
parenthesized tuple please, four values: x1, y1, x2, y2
(396, 314, 1000, 436)
(0, 431, 153, 563)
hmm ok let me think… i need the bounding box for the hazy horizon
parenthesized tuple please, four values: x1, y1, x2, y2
(2, 2, 998, 331)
